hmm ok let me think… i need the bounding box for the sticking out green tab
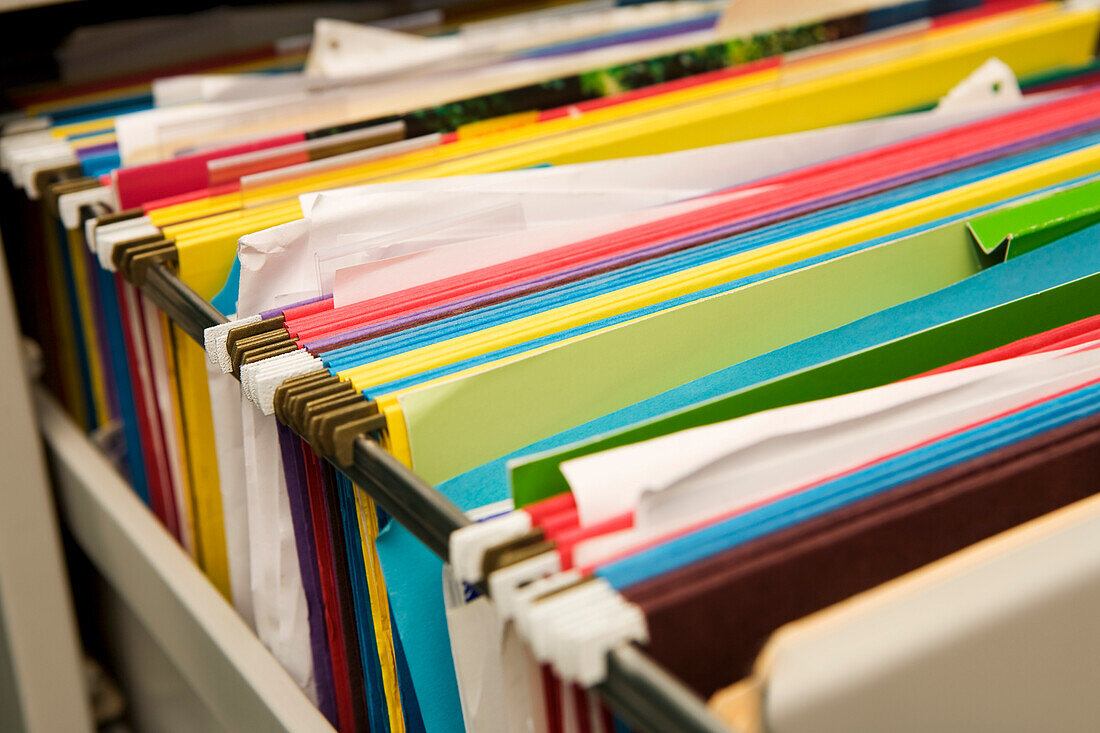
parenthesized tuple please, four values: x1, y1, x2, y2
(968, 178, 1100, 260)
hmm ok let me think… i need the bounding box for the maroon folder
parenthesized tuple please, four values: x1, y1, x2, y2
(625, 411, 1100, 697)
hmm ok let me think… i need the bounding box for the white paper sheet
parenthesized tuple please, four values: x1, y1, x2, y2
(234, 92, 1029, 318)
(229, 219, 323, 706)
(567, 341, 1100, 568)
(240, 395, 317, 703)
(327, 188, 724, 308)
(205, 359, 255, 628)
(153, 3, 717, 105)
(119, 21, 729, 165)
(305, 3, 719, 78)
(304, 18, 482, 80)
(442, 567, 512, 733)
(560, 360, 1009, 526)
(55, 2, 392, 83)
(139, 295, 194, 556)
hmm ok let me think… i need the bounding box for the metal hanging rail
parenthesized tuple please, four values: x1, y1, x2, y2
(135, 260, 734, 733)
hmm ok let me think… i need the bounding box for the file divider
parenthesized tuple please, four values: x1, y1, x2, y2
(135, 259, 735, 733)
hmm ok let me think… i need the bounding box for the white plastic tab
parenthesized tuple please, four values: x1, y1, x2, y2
(1, 116, 50, 137)
(450, 511, 533, 585)
(83, 216, 100, 253)
(237, 345, 307, 403)
(203, 314, 261, 371)
(487, 551, 561, 622)
(95, 217, 158, 271)
(561, 603, 648, 686)
(0, 131, 53, 173)
(512, 575, 649, 685)
(58, 186, 114, 231)
(252, 354, 325, 415)
(525, 582, 610, 661)
(17, 144, 78, 198)
(241, 350, 313, 403)
(936, 58, 1021, 114)
(240, 350, 312, 402)
(512, 570, 583, 640)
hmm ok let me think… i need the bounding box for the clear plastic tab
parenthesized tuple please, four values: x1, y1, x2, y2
(320, 197, 528, 304)
(205, 120, 407, 188)
(153, 92, 351, 163)
(236, 133, 438, 209)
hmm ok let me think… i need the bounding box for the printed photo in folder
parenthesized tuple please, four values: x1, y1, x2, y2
(5, 1, 1100, 732)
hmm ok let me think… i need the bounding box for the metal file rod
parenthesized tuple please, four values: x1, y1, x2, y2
(348, 436, 471, 559)
(143, 263, 229, 336)
(137, 261, 734, 733)
(598, 646, 733, 733)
